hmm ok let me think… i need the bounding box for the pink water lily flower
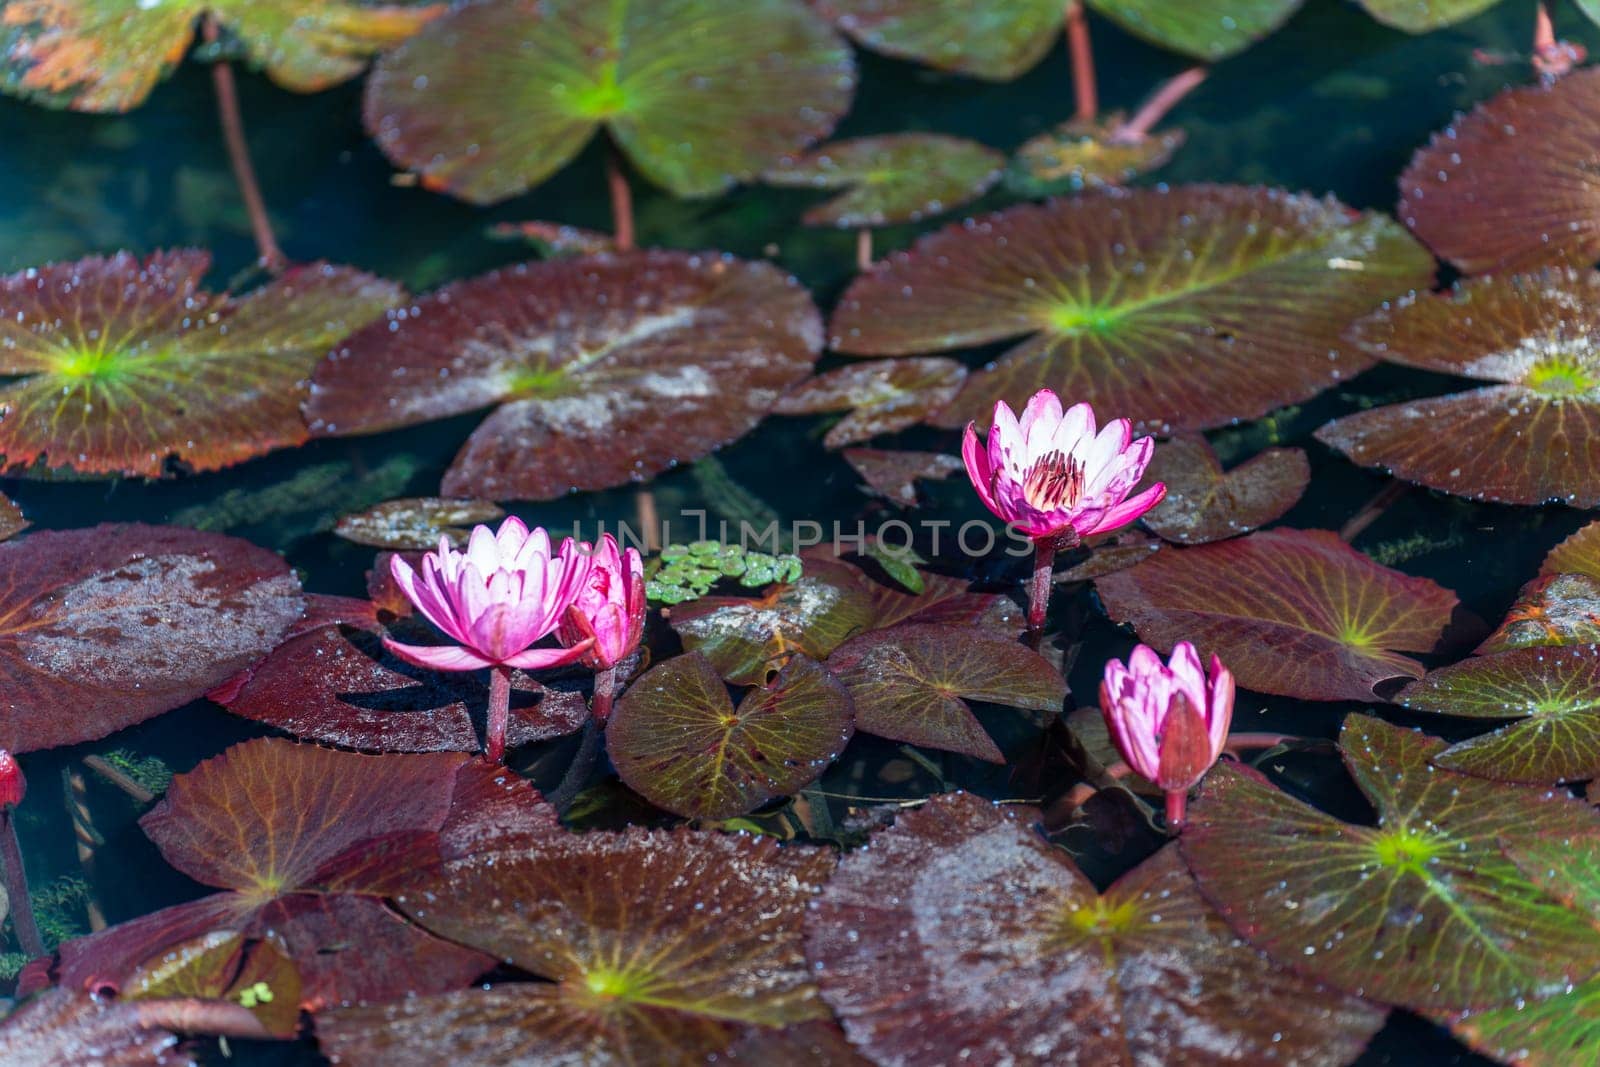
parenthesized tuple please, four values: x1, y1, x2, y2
(1099, 641, 1234, 829)
(962, 390, 1165, 544)
(558, 534, 646, 675)
(384, 517, 594, 673)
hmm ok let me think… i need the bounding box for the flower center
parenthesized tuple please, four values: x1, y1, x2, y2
(1020, 450, 1085, 511)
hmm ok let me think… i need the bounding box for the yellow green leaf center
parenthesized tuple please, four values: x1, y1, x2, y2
(1371, 825, 1443, 875)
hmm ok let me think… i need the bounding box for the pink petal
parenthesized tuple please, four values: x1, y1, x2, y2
(1020, 390, 1064, 458)
(1080, 482, 1166, 537)
(1167, 642, 1209, 715)
(503, 640, 594, 671)
(962, 423, 1006, 518)
(383, 637, 494, 672)
(1208, 659, 1236, 756)
(1052, 401, 1097, 460)
(987, 399, 1023, 475)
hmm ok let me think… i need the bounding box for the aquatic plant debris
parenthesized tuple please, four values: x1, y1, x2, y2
(364, 0, 855, 203)
(806, 792, 1385, 1067)
(774, 357, 967, 449)
(0, 0, 443, 111)
(334, 497, 505, 551)
(1400, 67, 1600, 274)
(46, 738, 497, 1009)
(1095, 527, 1460, 701)
(0, 250, 401, 478)
(607, 652, 853, 819)
(827, 623, 1064, 763)
(212, 594, 588, 754)
(1399, 644, 1600, 784)
(1478, 572, 1600, 654)
(1317, 269, 1600, 506)
(317, 828, 835, 1065)
(305, 252, 822, 501)
(1183, 714, 1600, 1011)
(764, 134, 1003, 229)
(1005, 114, 1185, 197)
(0, 523, 304, 752)
(1141, 436, 1309, 545)
(832, 187, 1434, 434)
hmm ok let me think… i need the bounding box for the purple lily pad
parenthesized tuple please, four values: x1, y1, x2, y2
(765, 134, 1003, 228)
(305, 252, 822, 501)
(1142, 436, 1309, 544)
(774, 358, 967, 448)
(841, 448, 964, 507)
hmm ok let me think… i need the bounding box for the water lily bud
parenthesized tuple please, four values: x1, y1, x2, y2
(0, 751, 25, 809)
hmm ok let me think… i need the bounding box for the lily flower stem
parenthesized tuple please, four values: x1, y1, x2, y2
(856, 229, 874, 271)
(590, 664, 619, 724)
(203, 16, 286, 274)
(1115, 65, 1209, 143)
(1027, 538, 1057, 632)
(1339, 480, 1408, 542)
(1065, 1, 1097, 121)
(0, 807, 44, 958)
(485, 665, 513, 764)
(1535, 1, 1555, 55)
(606, 144, 636, 252)
(1164, 789, 1186, 831)
(549, 717, 603, 813)
(62, 767, 107, 932)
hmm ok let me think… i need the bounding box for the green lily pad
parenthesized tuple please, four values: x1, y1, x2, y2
(0, 250, 400, 478)
(825, 623, 1064, 763)
(365, 0, 855, 204)
(0, 0, 442, 112)
(333, 497, 505, 550)
(317, 828, 835, 1064)
(773, 357, 966, 448)
(1088, 0, 1306, 60)
(1096, 528, 1460, 700)
(842, 448, 964, 507)
(764, 134, 1003, 228)
(305, 252, 822, 501)
(1182, 713, 1600, 1011)
(813, 0, 1062, 81)
(1005, 115, 1185, 197)
(607, 652, 853, 819)
(1360, 0, 1502, 32)
(1398, 645, 1600, 783)
(1479, 573, 1600, 654)
(669, 559, 874, 684)
(1142, 436, 1309, 545)
(1545, 521, 1600, 579)
(807, 792, 1386, 1066)
(124, 930, 302, 1037)
(831, 187, 1434, 435)
(1400, 68, 1600, 274)
(1317, 270, 1600, 506)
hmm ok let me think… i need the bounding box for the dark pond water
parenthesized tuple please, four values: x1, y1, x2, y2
(3, 1, 1593, 1063)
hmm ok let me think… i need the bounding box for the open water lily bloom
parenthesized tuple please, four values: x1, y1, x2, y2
(1100, 641, 1235, 827)
(961, 390, 1165, 545)
(384, 517, 594, 672)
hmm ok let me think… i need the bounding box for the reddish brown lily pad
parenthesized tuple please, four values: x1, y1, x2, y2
(1095, 528, 1460, 700)
(1398, 645, 1600, 783)
(0, 251, 400, 477)
(765, 134, 1003, 228)
(1317, 270, 1600, 505)
(0, 0, 442, 112)
(0, 523, 304, 753)
(774, 358, 966, 448)
(1142, 436, 1308, 544)
(1056, 531, 1163, 581)
(826, 623, 1063, 762)
(607, 652, 853, 819)
(333, 497, 505, 550)
(724, 1021, 871, 1065)
(51, 738, 493, 1009)
(365, 0, 854, 204)
(1006, 115, 1185, 197)
(807, 792, 1385, 1067)
(1183, 714, 1600, 1011)
(211, 598, 587, 753)
(831, 187, 1434, 435)
(0, 492, 27, 541)
(1400, 68, 1600, 274)
(0, 987, 267, 1067)
(305, 252, 822, 501)
(670, 559, 873, 684)
(317, 828, 834, 1065)
(1479, 573, 1600, 653)
(124, 931, 302, 1037)
(842, 448, 963, 507)
(862, 567, 1024, 634)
